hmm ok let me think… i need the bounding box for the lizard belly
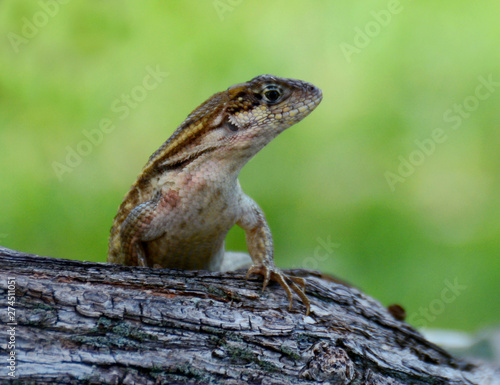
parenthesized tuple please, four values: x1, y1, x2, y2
(144, 175, 240, 270)
(144, 228, 228, 270)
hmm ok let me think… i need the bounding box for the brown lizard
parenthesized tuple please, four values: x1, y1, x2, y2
(108, 74, 322, 315)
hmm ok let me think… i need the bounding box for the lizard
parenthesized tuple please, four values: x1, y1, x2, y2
(108, 74, 323, 315)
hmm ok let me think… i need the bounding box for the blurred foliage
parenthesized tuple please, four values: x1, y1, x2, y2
(0, 1, 499, 332)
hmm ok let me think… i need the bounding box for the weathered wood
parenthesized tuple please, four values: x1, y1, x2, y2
(0, 246, 498, 384)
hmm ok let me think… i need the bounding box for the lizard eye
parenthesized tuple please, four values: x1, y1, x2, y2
(262, 86, 282, 104)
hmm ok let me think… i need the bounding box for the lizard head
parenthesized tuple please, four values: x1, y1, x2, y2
(143, 75, 322, 174)
(221, 74, 323, 152)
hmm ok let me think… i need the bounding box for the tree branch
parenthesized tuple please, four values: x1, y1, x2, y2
(0, 246, 497, 384)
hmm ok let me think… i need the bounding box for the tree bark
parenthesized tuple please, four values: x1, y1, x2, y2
(0, 246, 498, 384)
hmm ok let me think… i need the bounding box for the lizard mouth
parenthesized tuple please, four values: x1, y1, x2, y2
(279, 86, 323, 123)
(305, 83, 323, 108)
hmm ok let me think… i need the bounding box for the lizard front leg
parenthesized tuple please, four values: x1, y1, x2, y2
(237, 194, 311, 315)
(120, 190, 178, 266)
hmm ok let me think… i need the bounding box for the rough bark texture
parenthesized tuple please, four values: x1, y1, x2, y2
(0, 246, 498, 385)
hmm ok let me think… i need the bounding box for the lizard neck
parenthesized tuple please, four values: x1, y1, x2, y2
(182, 149, 249, 188)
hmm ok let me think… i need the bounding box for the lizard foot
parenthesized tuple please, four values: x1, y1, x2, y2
(246, 264, 311, 316)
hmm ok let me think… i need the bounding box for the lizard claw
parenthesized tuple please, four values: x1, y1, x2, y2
(246, 264, 311, 316)
(246, 265, 271, 290)
(288, 275, 306, 289)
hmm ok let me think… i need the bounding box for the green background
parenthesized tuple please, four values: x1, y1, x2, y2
(1, 1, 499, 332)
